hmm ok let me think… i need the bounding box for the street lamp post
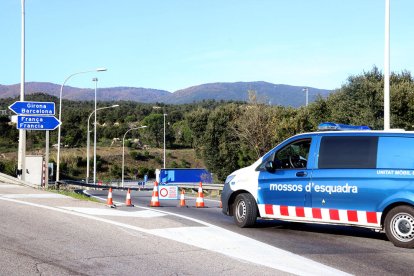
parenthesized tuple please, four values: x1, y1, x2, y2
(86, 104, 119, 183)
(302, 88, 309, 107)
(56, 67, 107, 183)
(163, 113, 167, 169)
(122, 126, 147, 187)
(17, 0, 26, 180)
(384, 0, 390, 130)
(92, 78, 98, 184)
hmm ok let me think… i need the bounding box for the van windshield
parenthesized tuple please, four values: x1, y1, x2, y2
(273, 139, 311, 169)
(256, 139, 311, 171)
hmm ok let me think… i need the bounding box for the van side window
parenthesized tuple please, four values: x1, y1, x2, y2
(318, 136, 378, 169)
(377, 137, 414, 169)
(274, 139, 311, 169)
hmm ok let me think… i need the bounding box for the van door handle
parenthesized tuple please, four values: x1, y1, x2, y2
(296, 171, 307, 177)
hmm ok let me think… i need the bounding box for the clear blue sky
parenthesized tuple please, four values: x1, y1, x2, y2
(2, 0, 413, 92)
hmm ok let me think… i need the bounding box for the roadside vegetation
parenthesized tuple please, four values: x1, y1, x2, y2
(49, 188, 101, 202)
(1, 67, 414, 181)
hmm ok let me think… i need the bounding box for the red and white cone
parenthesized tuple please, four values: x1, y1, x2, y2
(106, 188, 116, 208)
(179, 189, 186, 207)
(150, 181, 160, 207)
(125, 188, 134, 207)
(196, 182, 205, 208)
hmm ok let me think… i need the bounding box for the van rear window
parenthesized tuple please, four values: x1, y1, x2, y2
(318, 136, 378, 169)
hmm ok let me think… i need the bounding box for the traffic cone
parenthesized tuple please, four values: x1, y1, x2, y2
(179, 189, 186, 207)
(106, 188, 116, 208)
(150, 181, 160, 207)
(125, 188, 134, 207)
(219, 200, 222, 208)
(196, 182, 205, 208)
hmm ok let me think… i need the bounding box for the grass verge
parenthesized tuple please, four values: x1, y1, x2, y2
(49, 189, 101, 203)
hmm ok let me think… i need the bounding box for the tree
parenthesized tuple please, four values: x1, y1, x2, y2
(172, 120, 193, 148)
(233, 90, 279, 159)
(186, 108, 210, 155)
(325, 67, 384, 129)
(201, 104, 242, 181)
(389, 71, 414, 130)
(321, 67, 414, 130)
(141, 114, 173, 148)
(307, 96, 331, 128)
(141, 114, 164, 147)
(110, 164, 122, 179)
(0, 116, 18, 151)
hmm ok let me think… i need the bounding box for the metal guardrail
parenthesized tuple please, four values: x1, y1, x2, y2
(55, 180, 149, 191)
(56, 180, 224, 191)
(171, 183, 223, 190)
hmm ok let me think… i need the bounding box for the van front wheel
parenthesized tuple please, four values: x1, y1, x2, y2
(385, 205, 414, 248)
(233, 193, 257, 228)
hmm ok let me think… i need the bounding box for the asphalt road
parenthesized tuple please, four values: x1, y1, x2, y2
(1, 182, 297, 275)
(1, 179, 413, 275)
(86, 188, 414, 275)
(2, 181, 351, 276)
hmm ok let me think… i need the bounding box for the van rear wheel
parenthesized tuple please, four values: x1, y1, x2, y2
(385, 205, 414, 248)
(233, 193, 257, 228)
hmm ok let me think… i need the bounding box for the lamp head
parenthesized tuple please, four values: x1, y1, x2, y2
(96, 67, 107, 72)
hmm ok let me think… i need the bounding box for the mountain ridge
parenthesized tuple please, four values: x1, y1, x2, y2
(0, 81, 333, 107)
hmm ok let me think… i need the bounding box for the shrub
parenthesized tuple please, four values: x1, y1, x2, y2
(0, 160, 16, 176)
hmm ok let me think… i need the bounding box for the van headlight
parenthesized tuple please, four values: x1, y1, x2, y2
(225, 175, 236, 184)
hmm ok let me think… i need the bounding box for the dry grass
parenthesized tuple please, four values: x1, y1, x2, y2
(1, 146, 205, 181)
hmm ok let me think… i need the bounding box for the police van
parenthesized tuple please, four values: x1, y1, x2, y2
(221, 122, 414, 248)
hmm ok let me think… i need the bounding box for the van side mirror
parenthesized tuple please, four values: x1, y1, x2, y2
(265, 161, 276, 173)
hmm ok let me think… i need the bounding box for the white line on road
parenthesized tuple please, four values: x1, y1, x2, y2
(61, 207, 166, 218)
(2, 194, 70, 199)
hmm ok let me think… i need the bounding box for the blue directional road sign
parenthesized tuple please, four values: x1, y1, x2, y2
(9, 101, 55, 115)
(17, 115, 61, 130)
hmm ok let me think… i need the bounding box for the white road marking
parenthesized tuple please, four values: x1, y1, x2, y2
(61, 207, 166, 218)
(1, 194, 69, 199)
(138, 205, 351, 276)
(0, 185, 22, 188)
(0, 196, 351, 276)
(149, 226, 349, 276)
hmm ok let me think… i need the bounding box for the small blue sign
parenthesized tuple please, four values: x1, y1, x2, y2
(9, 101, 55, 115)
(17, 115, 61, 130)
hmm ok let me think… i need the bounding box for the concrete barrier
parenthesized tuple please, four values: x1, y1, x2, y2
(0, 172, 38, 188)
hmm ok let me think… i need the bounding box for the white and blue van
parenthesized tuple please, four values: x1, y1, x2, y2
(221, 123, 414, 248)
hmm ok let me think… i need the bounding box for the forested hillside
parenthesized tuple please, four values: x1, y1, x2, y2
(1, 67, 414, 181)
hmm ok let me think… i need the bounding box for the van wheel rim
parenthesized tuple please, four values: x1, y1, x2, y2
(236, 200, 246, 222)
(391, 213, 414, 242)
